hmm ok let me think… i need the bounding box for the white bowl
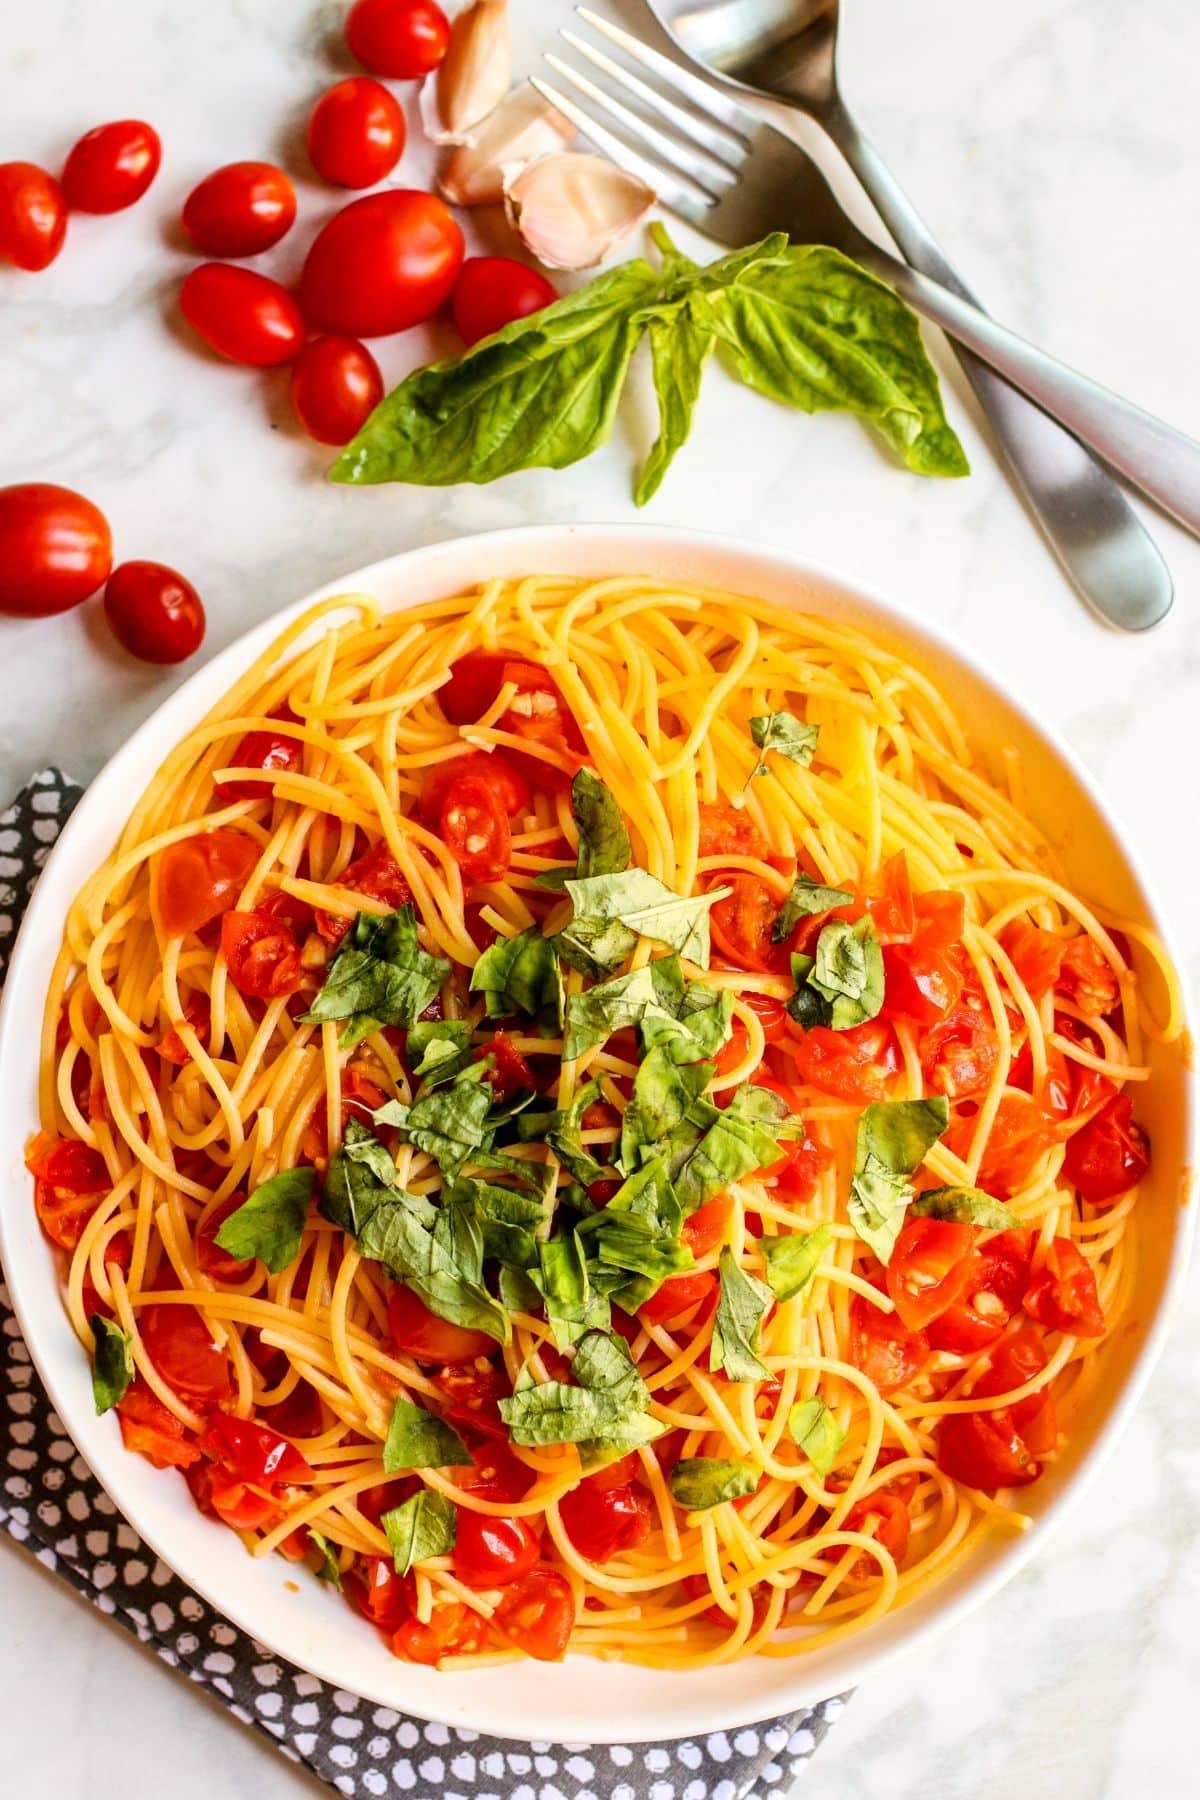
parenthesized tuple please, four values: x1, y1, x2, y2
(0, 524, 1193, 1743)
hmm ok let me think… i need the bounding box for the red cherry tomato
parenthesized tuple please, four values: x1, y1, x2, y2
(764, 1133, 832, 1203)
(349, 1555, 414, 1630)
(920, 1004, 999, 1100)
(882, 939, 962, 1024)
(926, 1229, 1032, 1354)
(937, 1329, 1053, 1490)
(637, 1270, 718, 1329)
(307, 77, 405, 189)
(950, 1092, 1055, 1199)
(387, 1285, 496, 1364)
(451, 256, 558, 348)
(1023, 1237, 1105, 1337)
(1063, 1092, 1150, 1204)
(215, 713, 302, 800)
(61, 120, 161, 213)
(844, 1489, 910, 1568)
(680, 1195, 731, 1260)
(742, 990, 790, 1041)
(697, 802, 770, 861)
(709, 874, 785, 973)
(313, 842, 412, 944)
(0, 483, 112, 617)
(195, 1192, 252, 1281)
(560, 1479, 653, 1562)
(158, 995, 210, 1066)
(1001, 920, 1067, 1001)
(865, 851, 914, 936)
(429, 1360, 512, 1440)
(346, 0, 451, 77)
(791, 1021, 895, 1104)
(220, 908, 303, 998)
(289, 335, 383, 447)
(885, 1218, 975, 1332)
(181, 162, 296, 257)
(912, 889, 967, 947)
(25, 1133, 108, 1251)
(117, 1377, 202, 1471)
(979, 1329, 1057, 1455)
(299, 190, 463, 338)
(181, 263, 304, 367)
(139, 1304, 233, 1403)
(492, 1567, 575, 1662)
(0, 162, 67, 270)
(394, 1600, 488, 1665)
(1056, 936, 1120, 1018)
(421, 750, 531, 822)
(194, 1466, 282, 1532)
(455, 1440, 533, 1504)
(103, 561, 205, 664)
(848, 1293, 929, 1395)
(453, 1510, 540, 1588)
(155, 830, 258, 935)
(434, 770, 512, 883)
(202, 1412, 314, 1484)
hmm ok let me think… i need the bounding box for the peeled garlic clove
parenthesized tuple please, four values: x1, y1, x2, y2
(504, 153, 656, 271)
(439, 87, 573, 207)
(423, 0, 511, 146)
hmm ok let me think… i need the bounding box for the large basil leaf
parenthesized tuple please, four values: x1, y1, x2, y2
(303, 906, 449, 1047)
(536, 770, 632, 891)
(669, 1458, 759, 1511)
(382, 1489, 457, 1575)
(636, 308, 714, 505)
(709, 1248, 772, 1382)
(849, 1097, 949, 1263)
(563, 955, 732, 1063)
(789, 1397, 844, 1477)
(554, 914, 637, 981)
(383, 1398, 472, 1472)
(758, 1222, 833, 1302)
(374, 1073, 494, 1178)
(535, 1228, 609, 1349)
(565, 869, 726, 968)
(406, 1018, 474, 1088)
(215, 1166, 315, 1275)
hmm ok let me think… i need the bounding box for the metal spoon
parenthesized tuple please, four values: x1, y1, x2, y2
(637, 0, 1175, 630)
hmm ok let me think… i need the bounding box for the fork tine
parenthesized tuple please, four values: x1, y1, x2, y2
(528, 76, 716, 228)
(575, 6, 760, 140)
(544, 52, 735, 194)
(558, 27, 747, 171)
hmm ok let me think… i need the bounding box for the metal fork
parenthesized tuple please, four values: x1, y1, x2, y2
(533, 10, 1200, 625)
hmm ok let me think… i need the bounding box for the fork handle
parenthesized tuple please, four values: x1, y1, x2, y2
(822, 101, 1176, 630)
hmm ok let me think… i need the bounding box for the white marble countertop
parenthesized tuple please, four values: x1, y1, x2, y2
(2, 1, 1198, 1795)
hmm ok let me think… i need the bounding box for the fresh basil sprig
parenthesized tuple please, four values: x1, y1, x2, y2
(745, 712, 819, 787)
(331, 229, 967, 504)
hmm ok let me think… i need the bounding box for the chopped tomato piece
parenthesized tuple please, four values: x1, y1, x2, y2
(157, 995, 211, 1066)
(202, 1412, 314, 1484)
(791, 1020, 896, 1103)
(440, 652, 585, 755)
(492, 1567, 575, 1661)
(421, 749, 530, 821)
(560, 1478, 653, 1561)
(117, 1377, 202, 1471)
(912, 889, 966, 948)
(433, 770, 512, 883)
(155, 830, 258, 936)
(139, 1304, 233, 1403)
(455, 1440, 533, 1504)
(950, 1092, 1055, 1198)
(764, 1132, 832, 1202)
(980, 1329, 1057, 1455)
(709, 874, 785, 973)
(1023, 1238, 1105, 1337)
(1001, 920, 1067, 1001)
(1056, 937, 1120, 1018)
(844, 1489, 910, 1568)
(429, 1359, 512, 1440)
(680, 1195, 731, 1260)
(849, 1293, 929, 1395)
(26, 1133, 108, 1250)
(348, 1556, 414, 1631)
(741, 990, 790, 1040)
(865, 852, 914, 936)
(387, 1287, 496, 1364)
(920, 1006, 999, 1099)
(314, 843, 412, 945)
(452, 1510, 540, 1588)
(195, 1192, 251, 1280)
(1063, 1093, 1149, 1205)
(885, 1218, 975, 1331)
(937, 1327, 1053, 1489)
(882, 939, 962, 1024)
(475, 1032, 534, 1103)
(215, 712, 302, 800)
(261, 1378, 326, 1441)
(220, 908, 303, 998)
(394, 1600, 490, 1664)
(636, 1270, 718, 1329)
(926, 1229, 1032, 1353)
(197, 1467, 283, 1531)
(697, 802, 770, 861)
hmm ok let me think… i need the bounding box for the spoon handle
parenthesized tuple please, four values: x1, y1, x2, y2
(824, 101, 1175, 630)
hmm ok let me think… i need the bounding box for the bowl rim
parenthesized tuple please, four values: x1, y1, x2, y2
(0, 519, 1194, 1743)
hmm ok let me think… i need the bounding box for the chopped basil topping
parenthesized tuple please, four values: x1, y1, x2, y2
(709, 1247, 772, 1382)
(470, 927, 564, 1022)
(214, 1166, 315, 1275)
(383, 1398, 472, 1472)
(536, 770, 632, 890)
(789, 915, 884, 1030)
(758, 1223, 833, 1302)
(773, 874, 854, 943)
(788, 1397, 844, 1477)
(911, 1186, 1013, 1227)
(669, 1457, 759, 1510)
(747, 711, 819, 785)
(498, 1327, 660, 1450)
(848, 1098, 949, 1263)
(382, 1489, 457, 1575)
(303, 905, 450, 1046)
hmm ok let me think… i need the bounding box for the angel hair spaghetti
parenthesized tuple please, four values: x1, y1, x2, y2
(31, 573, 1179, 1670)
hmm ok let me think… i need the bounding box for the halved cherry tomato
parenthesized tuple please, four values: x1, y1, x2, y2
(314, 842, 412, 944)
(453, 1510, 540, 1588)
(387, 1286, 496, 1364)
(429, 1360, 511, 1440)
(139, 1304, 233, 1403)
(1023, 1238, 1105, 1337)
(195, 1192, 251, 1281)
(220, 908, 303, 998)
(0, 482, 112, 617)
(560, 1479, 652, 1562)
(421, 749, 530, 822)
(434, 770, 511, 883)
(181, 162, 296, 257)
(346, 0, 451, 77)
(713, 1017, 751, 1081)
(307, 77, 405, 189)
(709, 874, 783, 973)
(920, 1005, 999, 1100)
(157, 996, 211, 1066)
(926, 1229, 1032, 1354)
(849, 1293, 929, 1395)
(1062, 1092, 1149, 1204)
(216, 713, 302, 800)
(764, 1133, 832, 1203)
(882, 940, 961, 1024)
(117, 1377, 202, 1470)
(937, 1328, 1052, 1489)
(451, 256, 558, 347)
(290, 334, 383, 446)
(299, 1062, 390, 1166)
(1057, 937, 1120, 1018)
(61, 120, 161, 213)
(203, 1469, 283, 1531)
(885, 1218, 975, 1331)
(0, 162, 66, 271)
(1001, 920, 1067, 1000)
(979, 1329, 1057, 1455)
(394, 1601, 489, 1665)
(951, 1092, 1055, 1199)
(477, 1032, 534, 1103)
(181, 264, 304, 367)
(348, 1555, 414, 1630)
(358, 1478, 414, 1531)
(637, 1270, 718, 1329)
(680, 1195, 731, 1260)
(742, 991, 789, 1040)
(202, 1412, 314, 1484)
(156, 830, 258, 935)
(26, 1134, 108, 1250)
(844, 1489, 910, 1568)
(791, 1020, 896, 1103)
(696, 803, 770, 862)
(865, 852, 914, 936)
(439, 653, 586, 754)
(455, 1440, 533, 1504)
(299, 190, 464, 338)
(1053, 1014, 1116, 1125)
(104, 561, 206, 664)
(492, 1567, 575, 1661)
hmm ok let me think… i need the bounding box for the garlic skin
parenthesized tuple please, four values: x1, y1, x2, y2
(439, 88, 573, 207)
(504, 153, 657, 272)
(425, 0, 511, 146)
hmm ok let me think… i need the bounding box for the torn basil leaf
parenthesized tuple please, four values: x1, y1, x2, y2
(470, 927, 563, 1023)
(383, 1398, 472, 1472)
(565, 869, 726, 968)
(758, 1222, 833, 1302)
(535, 770, 631, 890)
(674, 1082, 801, 1213)
(554, 913, 637, 980)
(669, 1457, 759, 1510)
(90, 1315, 134, 1415)
(911, 1186, 1013, 1227)
(499, 1326, 653, 1446)
(747, 711, 819, 784)
(320, 1118, 400, 1235)
(375, 1071, 494, 1178)
(523, 1078, 609, 1186)
(382, 1489, 457, 1575)
(848, 1097, 949, 1263)
(563, 954, 733, 1063)
(618, 1047, 713, 1173)
(452, 1176, 547, 1268)
(214, 1166, 315, 1275)
(799, 915, 884, 1030)
(773, 874, 854, 943)
(303, 905, 450, 1046)
(536, 1229, 605, 1349)
(710, 1247, 772, 1382)
(788, 1396, 844, 1477)
(406, 1018, 474, 1088)
(309, 1529, 343, 1587)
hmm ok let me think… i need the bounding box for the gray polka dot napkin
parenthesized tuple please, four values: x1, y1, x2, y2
(0, 770, 847, 1798)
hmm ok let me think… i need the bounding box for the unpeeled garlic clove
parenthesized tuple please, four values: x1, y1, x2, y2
(439, 87, 573, 207)
(504, 153, 656, 271)
(424, 0, 511, 146)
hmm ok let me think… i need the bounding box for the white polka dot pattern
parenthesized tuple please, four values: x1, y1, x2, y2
(0, 771, 849, 1798)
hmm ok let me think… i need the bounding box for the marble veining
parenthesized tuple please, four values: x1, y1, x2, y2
(1, 2, 1198, 1796)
